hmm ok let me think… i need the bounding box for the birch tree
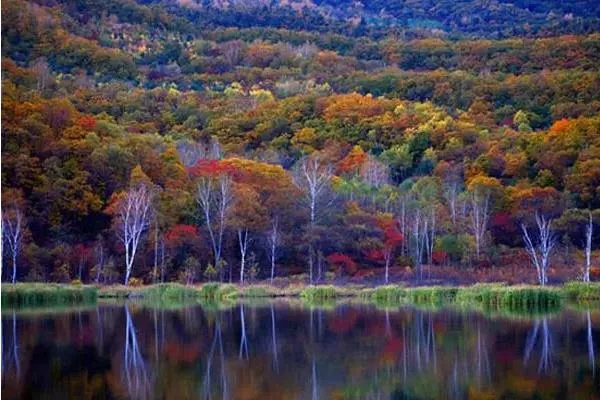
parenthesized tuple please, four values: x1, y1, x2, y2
(466, 176, 501, 260)
(116, 184, 153, 285)
(584, 211, 593, 282)
(2, 205, 23, 284)
(197, 175, 233, 279)
(295, 156, 333, 226)
(294, 155, 334, 283)
(267, 216, 279, 283)
(521, 213, 557, 286)
(229, 184, 265, 284)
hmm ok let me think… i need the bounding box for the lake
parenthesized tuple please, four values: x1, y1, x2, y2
(1, 301, 599, 399)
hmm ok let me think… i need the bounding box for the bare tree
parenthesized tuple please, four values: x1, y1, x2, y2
(32, 57, 51, 92)
(584, 211, 593, 282)
(176, 138, 221, 168)
(443, 180, 461, 227)
(197, 175, 233, 280)
(294, 156, 333, 283)
(295, 156, 333, 226)
(2, 206, 23, 283)
(238, 228, 249, 283)
(468, 190, 490, 259)
(116, 185, 153, 285)
(359, 154, 390, 207)
(521, 214, 557, 286)
(266, 216, 279, 283)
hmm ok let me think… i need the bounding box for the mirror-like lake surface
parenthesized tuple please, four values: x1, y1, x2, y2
(1, 301, 599, 399)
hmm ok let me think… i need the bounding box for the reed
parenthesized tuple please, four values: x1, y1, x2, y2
(1, 283, 97, 307)
(563, 282, 600, 302)
(300, 285, 343, 300)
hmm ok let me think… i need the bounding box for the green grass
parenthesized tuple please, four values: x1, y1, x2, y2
(197, 283, 239, 300)
(362, 284, 564, 314)
(8, 281, 599, 313)
(563, 282, 600, 302)
(141, 283, 200, 301)
(1, 283, 97, 308)
(300, 285, 344, 300)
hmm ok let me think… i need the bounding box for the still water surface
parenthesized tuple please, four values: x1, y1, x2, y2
(1, 301, 599, 399)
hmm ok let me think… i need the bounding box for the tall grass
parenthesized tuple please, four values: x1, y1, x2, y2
(198, 283, 239, 300)
(1, 283, 97, 307)
(563, 282, 600, 302)
(300, 285, 342, 300)
(364, 284, 563, 313)
(141, 283, 200, 302)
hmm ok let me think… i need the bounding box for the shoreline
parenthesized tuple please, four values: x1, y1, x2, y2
(2, 282, 600, 313)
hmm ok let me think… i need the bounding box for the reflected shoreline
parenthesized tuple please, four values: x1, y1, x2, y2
(2, 300, 599, 399)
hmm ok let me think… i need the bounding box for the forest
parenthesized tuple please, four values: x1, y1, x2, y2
(1, 0, 600, 286)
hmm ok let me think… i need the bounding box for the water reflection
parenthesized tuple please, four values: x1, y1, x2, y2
(1, 302, 599, 399)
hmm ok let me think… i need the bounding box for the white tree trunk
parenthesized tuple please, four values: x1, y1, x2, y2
(2, 207, 23, 284)
(238, 228, 249, 284)
(117, 185, 152, 285)
(268, 217, 279, 283)
(470, 191, 490, 259)
(584, 211, 593, 282)
(521, 214, 556, 286)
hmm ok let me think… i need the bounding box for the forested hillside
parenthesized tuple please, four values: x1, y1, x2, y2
(1, 0, 599, 285)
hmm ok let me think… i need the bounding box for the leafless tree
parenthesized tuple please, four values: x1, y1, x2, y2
(584, 211, 593, 282)
(521, 214, 557, 286)
(197, 175, 233, 280)
(116, 185, 153, 285)
(177, 138, 221, 167)
(221, 40, 243, 67)
(266, 216, 279, 283)
(468, 189, 490, 259)
(294, 156, 334, 283)
(237, 227, 249, 283)
(443, 179, 461, 227)
(32, 57, 51, 92)
(295, 156, 333, 226)
(2, 206, 23, 283)
(359, 154, 390, 206)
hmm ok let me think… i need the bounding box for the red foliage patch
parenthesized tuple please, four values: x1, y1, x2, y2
(327, 252, 358, 275)
(187, 160, 235, 178)
(76, 115, 96, 130)
(432, 250, 448, 265)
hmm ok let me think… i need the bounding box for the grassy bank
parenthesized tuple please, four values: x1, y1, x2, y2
(363, 284, 564, 313)
(1, 283, 97, 308)
(5, 282, 599, 312)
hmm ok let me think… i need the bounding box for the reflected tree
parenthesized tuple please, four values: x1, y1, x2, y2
(239, 305, 249, 360)
(524, 317, 553, 373)
(123, 305, 150, 399)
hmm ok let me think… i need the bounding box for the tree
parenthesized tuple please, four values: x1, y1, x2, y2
(2, 204, 24, 283)
(267, 216, 279, 283)
(229, 184, 266, 284)
(294, 155, 334, 283)
(376, 215, 403, 283)
(584, 211, 593, 282)
(195, 173, 233, 280)
(521, 214, 557, 286)
(113, 184, 153, 285)
(467, 176, 502, 259)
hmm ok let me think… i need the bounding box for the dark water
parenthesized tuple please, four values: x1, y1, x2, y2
(2, 301, 599, 400)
